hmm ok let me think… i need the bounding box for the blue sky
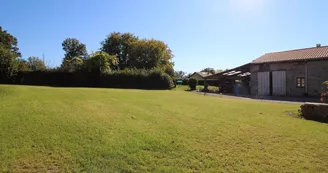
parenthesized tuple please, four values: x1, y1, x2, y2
(2, 0, 328, 73)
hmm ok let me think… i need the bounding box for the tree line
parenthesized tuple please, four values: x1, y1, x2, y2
(0, 26, 174, 83)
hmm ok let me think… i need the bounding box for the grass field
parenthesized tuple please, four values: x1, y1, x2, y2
(0, 85, 328, 172)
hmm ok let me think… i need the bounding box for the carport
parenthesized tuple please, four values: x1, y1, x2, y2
(204, 63, 251, 95)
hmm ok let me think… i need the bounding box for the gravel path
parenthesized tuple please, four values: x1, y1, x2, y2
(195, 92, 321, 105)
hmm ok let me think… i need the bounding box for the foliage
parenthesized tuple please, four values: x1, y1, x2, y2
(26, 56, 46, 71)
(0, 46, 18, 82)
(61, 38, 88, 72)
(17, 58, 31, 71)
(201, 85, 219, 93)
(86, 51, 118, 73)
(61, 57, 84, 72)
(164, 63, 175, 77)
(201, 67, 216, 74)
(173, 85, 218, 92)
(185, 73, 192, 78)
(0, 26, 21, 57)
(174, 71, 186, 79)
(62, 38, 88, 61)
(200, 68, 223, 75)
(182, 78, 189, 85)
(188, 78, 198, 90)
(321, 81, 328, 103)
(101, 32, 174, 71)
(14, 69, 174, 89)
(0, 85, 327, 172)
(216, 69, 224, 73)
(101, 32, 138, 70)
(101, 68, 174, 89)
(0, 26, 21, 82)
(129, 39, 172, 69)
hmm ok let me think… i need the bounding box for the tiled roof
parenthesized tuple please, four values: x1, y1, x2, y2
(195, 72, 212, 77)
(252, 46, 328, 64)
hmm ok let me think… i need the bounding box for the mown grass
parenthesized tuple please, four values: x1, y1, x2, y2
(0, 85, 327, 172)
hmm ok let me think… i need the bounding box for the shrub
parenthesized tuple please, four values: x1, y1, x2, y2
(182, 78, 189, 85)
(14, 69, 174, 90)
(86, 51, 118, 73)
(201, 85, 219, 93)
(188, 78, 198, 90)
(201, 84, 209, 92)
(102, 69, 174, 89)
(321, 81, 328, 103)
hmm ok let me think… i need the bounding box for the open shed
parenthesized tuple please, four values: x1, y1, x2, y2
(205, 63, 251, 95)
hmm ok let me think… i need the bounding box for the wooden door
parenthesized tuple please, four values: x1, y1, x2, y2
(272, 71, 286, 96)
(257, 72, 270, 96)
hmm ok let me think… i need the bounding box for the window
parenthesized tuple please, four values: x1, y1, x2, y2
(296, 77, 305, 88)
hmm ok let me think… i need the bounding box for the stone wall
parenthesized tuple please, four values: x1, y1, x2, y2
(307, 61, 328, 96)
(301, 103, 328, 122)
(250, 59, 328, 96)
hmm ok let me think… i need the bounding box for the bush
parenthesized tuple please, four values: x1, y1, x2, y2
(13, 69, 174, 90)
(182, 78, 189, 85)
(188, 78, 198, 90)
(15, 71, 97, 87)
(201, 84, 209, 92)
(101, 69, 174, 89)
(321, 81, 328, 103)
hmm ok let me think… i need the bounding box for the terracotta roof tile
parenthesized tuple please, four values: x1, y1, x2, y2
(252, 46, 328, 64)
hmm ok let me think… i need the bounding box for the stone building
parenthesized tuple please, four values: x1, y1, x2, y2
(250, 45, 328, 97)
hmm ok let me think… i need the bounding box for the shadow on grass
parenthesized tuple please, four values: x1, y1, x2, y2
(285, 109, 328, 124)
(2, 83, 172, 91)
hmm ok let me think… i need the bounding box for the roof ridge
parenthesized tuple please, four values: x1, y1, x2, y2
(265, 45, 328, 55)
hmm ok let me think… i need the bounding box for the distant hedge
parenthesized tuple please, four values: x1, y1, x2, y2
(100, 69, 174, 89)
(10, 69, 174, 90)
(188, 78, 198, 90)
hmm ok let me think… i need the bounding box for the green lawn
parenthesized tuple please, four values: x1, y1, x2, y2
(0, 85, 328, 172)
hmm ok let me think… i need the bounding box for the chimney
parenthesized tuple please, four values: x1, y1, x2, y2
(316, 44, 321, 47)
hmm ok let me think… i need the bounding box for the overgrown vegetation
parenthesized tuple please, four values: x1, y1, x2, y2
(1, 85, 328, 172)
(321, 81, 328, 103)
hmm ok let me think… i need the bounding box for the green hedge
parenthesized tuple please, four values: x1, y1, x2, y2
(12, 69, 174, 90)
(100, 69, 174, 89)
(188, 78, 198, 90)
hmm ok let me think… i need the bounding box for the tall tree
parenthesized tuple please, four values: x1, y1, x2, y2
(101, 32, 138, 70)
(0, 26, 20, 82)
(0, 26, 21, 57)
(62, 38, 88, 61)
(61, 57, 84, 72)
(26, 56, 47, 71)
(129, 39, 174, 70)
(101, 32, 174, 74)
(0, 46, 18, 82)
